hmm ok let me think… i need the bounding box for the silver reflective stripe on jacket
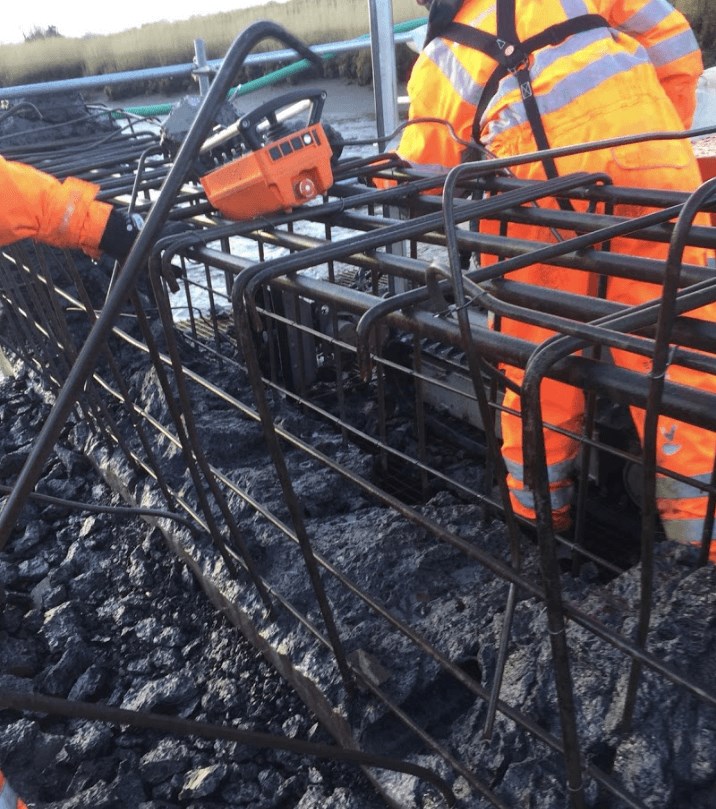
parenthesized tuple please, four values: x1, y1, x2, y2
(424, 33, 487, 106)
(481, 35, 643, 144)
(618, 0, 699, 68)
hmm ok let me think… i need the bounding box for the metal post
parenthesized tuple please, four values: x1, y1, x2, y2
(367, 0, 399, 150)
(367, 0, 407, 294)
(193, 39, 212, 96)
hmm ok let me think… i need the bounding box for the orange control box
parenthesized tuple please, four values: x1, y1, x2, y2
(201, 123, 334, 221)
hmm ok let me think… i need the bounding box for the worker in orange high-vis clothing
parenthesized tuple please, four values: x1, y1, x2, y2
(0, 769, 28, 809)
(398, 0, 716, 560)
(1, 154, 144, 260)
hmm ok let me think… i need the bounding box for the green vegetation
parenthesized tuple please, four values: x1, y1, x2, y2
(0, 0, 712, 100)
(0, 0, 423, 98)
(675, 0, 716, 67)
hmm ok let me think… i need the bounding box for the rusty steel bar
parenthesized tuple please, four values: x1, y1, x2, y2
(0, 687, 456, 808)
(443, 162, 593, 809)
(2, 85, 716, 809)
(232, 271, 356, 692)
(620, 177, 716, 734)
(0, 20, 325, 546)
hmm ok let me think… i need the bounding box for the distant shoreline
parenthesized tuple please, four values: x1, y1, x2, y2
(0, 0, 424, 98)
(104, 77, 408, 125)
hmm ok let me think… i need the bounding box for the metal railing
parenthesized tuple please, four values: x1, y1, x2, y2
(0, 17, 425, 104)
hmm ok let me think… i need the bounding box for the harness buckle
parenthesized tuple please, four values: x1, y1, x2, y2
(500, 41, 530, 74)
(508, 54, 531, 75)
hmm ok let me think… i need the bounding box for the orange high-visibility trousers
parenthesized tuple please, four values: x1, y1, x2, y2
(498, 136, 716, 552)
(392, 0, 713, 552)
(0, 770, 29, 809)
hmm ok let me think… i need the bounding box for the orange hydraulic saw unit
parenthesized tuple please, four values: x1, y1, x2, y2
(198, 89, 335, 221)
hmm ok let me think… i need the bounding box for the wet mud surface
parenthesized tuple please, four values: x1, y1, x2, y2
(0, 366, 385, 809)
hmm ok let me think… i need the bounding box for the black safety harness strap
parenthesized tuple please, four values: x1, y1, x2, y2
(439, 5, 609, 186)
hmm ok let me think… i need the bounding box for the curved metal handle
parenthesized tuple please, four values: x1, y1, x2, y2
(238, 87, 327, 150)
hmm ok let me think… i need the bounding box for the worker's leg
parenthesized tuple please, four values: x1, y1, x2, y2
(485, 218, 590, 532)
(607, 231, 716, 560)
(612, 346, 716, 560)
(0, 770, 29, 809)
(501, 367, 584, 532)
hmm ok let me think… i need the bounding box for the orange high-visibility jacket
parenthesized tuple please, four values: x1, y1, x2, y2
(0, 770, 28, 809)
(0, 155, 111, 258)
(399, 0, 702, 171)
(396, 0, 716, 552)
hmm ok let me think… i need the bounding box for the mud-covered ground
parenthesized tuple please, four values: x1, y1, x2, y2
(1, 84, 715, 809)
(0, 362, 386, 809)
(0, 84, 389, 808)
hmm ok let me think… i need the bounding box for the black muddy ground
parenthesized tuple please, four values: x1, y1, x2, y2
(1, 89, 715, 809)
(78, 323, 716, 809)
(0, 365, 386, 809)
(1, 254, 716, 809)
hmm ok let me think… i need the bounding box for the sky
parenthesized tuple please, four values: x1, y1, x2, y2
(2, 0, 288, 45)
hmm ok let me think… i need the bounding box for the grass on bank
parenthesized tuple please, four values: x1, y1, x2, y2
(0, 0, 712, 98)
(0, 0, 424, 96)
(677, 0, 716, 66)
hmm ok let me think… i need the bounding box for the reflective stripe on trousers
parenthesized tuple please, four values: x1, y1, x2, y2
(501, 376, 582, 529)
(664, 524, 716, 564)
(0, 772, 26, 809)
(509, 478, 574, 513)
(656, 472, 716, 544)
(662, 518, 716, 544)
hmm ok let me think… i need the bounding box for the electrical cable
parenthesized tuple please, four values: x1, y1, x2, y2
(0, 101, 43, 125)
(341, 115, 716, 164)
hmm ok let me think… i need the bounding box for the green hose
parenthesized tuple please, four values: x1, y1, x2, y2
(116, 17, 426, 119)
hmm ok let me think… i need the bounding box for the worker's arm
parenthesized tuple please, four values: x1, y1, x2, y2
(0, 155, 113, 258)
(597, 0, 703, 128)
